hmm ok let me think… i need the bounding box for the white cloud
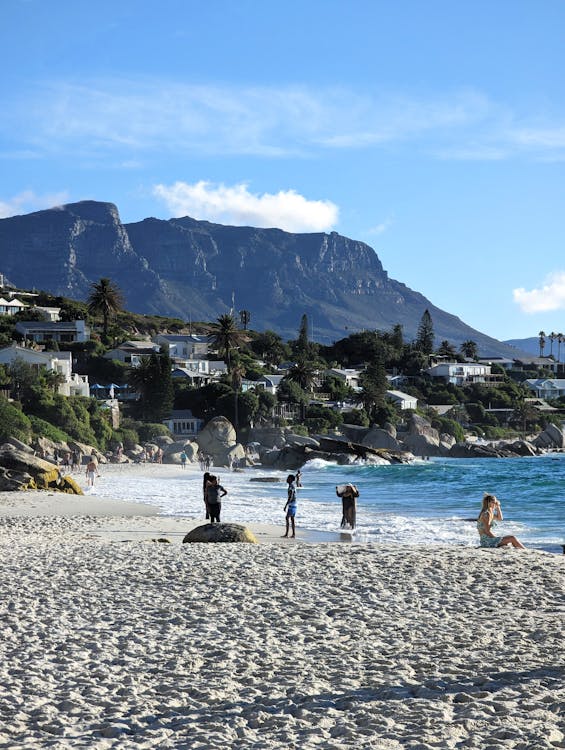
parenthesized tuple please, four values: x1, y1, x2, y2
(153, 181, 338, 232)
(0, 190, 70, 218)
(365, 218, 394, 236)
(513, 271, 565, 313)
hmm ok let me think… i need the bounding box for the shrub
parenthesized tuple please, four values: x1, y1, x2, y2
(112, 427, 140, 450)
(28, 415, 72, 444)
(136, 422, 171, 443)
(0, 399, 32, 443)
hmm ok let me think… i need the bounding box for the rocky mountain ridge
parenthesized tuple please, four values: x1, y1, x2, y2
(0, 200, 525, 356)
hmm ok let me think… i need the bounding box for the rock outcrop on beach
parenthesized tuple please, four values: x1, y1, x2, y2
(0, 445, 82, 493)
(0, 199, 529, 353)
(182, 523, 258, 544)
(196, 416, 246, 467)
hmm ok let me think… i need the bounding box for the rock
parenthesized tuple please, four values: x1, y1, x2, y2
(247, 427, 288, 449)
(5, 437, 35, 453)
(533, 423, 565, 450)
(285, 434, 320, 448)
(0, 446, 83, 493)
(182, 523, 258, 543)
(400, 415, 440, 456)
(361, 428, 403, 452)
(196, 416, 244, 467)
(153, 435, 174, 447)
(506, 440, 538, 457)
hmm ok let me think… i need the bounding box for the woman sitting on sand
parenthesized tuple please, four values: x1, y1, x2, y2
(477, 493, 525, 549)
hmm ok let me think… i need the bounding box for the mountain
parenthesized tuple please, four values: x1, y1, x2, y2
(0, 200, 526, 357)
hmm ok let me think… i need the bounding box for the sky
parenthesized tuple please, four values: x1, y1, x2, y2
(1, 0, 564, 342)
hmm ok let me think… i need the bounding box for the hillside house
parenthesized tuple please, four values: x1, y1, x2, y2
(0, 344, 90, 397)
(325, 368, 362, 390)
(386, 390, 418, 410)
(425, 362, 503, 387)
(162, 409, 204, 438)
(0, 297, 27, 315)
(153, 334, 210, 361)
(15, 319, 90, 344)
(524, 379, 565, 400)
(104, 341, 160, 366)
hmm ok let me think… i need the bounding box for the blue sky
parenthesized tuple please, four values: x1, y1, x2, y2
(1, 0, 564, 342)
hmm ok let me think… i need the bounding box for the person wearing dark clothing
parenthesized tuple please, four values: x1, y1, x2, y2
(206, 475, 227, 523)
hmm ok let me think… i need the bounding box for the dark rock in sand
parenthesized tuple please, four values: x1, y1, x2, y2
(183, 523, 258, 544)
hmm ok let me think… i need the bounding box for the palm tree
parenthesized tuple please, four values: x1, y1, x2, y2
(538, 331, 546, 357)
(557, 333, 565, 362)
(87, 277, 124, 339)
(208, 313, 248, 373)
(460, 340, 478, 360)
(285, 360, 316, 393)
(549, 332, 557, 358)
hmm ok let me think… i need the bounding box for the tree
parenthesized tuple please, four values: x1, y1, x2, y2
(128, 349, 173, 422)
(357, 358, 388, 424)
(437, 340, 458, 359)
(87, 278, 124, 339)
(208, 313, 248, 373)
(538, 331, 546, 357)
(415, 309, 434, 355)
(549, 332, 557, 357)
(250, 330, 289, 368)
(557, 333, 564, 363)
(460, 340, 478, 360)
(239, 309, 251, 330)
(231, 361, 246, 431)
(285, 359, 316, 393)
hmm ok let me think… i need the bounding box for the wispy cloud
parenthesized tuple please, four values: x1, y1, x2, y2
(513, 271, 565, 313)
(153, 180, 338, 232)
(0, 189, 70, 218)
(3, 78, 564, 163)
(365, 218, 394, 236)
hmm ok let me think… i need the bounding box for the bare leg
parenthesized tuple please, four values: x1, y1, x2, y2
(283, 517, 289, 537)
(498, 535, 525, 549)
(290, 517, 295, 538)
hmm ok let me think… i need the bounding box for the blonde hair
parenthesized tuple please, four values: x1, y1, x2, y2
(480, 493, 498, 516)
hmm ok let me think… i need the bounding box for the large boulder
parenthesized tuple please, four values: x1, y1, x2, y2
(0, 445, 83, 493)
(196, 416, 244, 467)
(400, 415, 441, 456)
(361, 428, 404, 452)
(183, 523, 258, 543)
(5, 437, 35, 454)
(533, 423, 565, 450)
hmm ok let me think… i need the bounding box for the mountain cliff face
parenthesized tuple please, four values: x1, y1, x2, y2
(0, 201, 521, 356)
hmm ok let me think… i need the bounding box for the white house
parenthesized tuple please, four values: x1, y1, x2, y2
(104, 341, 160, 366)
(386, 390, 418, 410)
(0, 297, 27, 316)
(524, 379, 565, 399)
(254, 374, 285, 395)
(15, 319, 90, 344)
(153, 334, 210, 361)
(30, 306, 61, 322)
(325, 368, 362, 390)
(0, 344, 90, 397)
(425, 362, 503, 387)
(162, 409, 204, 438)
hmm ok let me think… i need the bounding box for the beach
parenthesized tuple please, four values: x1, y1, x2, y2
(0, 464, 563, 749)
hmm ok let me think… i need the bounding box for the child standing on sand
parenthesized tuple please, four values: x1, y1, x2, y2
(283, 474, 297, 538)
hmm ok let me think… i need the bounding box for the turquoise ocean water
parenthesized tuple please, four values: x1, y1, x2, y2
(93, 454, 565, 553)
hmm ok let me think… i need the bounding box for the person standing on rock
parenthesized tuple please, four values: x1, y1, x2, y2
(283, 474, 297, 538)
(206, 475, 227, 524)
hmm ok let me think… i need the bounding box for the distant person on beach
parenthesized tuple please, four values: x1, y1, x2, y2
(206, 475, 227, 523)
(295, 469, 303, 487)
(337, 484, 359, 530)
(85, 458, 98, 487)
(477, 493, 525, 549)
(283, 474, 297, 538)
(202, 472, 212, 518)
(180, 450, 187, 469)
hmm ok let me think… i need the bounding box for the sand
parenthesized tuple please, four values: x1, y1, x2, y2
(0, 469, 563, 749)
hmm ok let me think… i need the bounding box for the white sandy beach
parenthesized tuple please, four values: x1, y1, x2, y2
(0, 464, 563, 749)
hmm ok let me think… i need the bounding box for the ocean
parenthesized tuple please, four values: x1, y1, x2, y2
(91, 455, 565, 553)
